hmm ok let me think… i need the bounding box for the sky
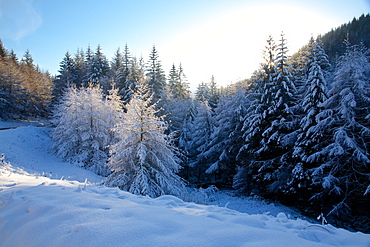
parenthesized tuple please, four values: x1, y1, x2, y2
(0, 0, 369, 90)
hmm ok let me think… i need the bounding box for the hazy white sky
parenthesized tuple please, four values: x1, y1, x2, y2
(0, 0, 369, 89)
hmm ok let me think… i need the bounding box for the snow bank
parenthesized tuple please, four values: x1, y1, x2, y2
(0, 125, 102, 183)
(0, 123, 369, 246)
(1, 167, 369, 247)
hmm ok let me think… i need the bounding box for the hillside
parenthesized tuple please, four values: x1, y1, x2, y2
(0, 122, 369, 246)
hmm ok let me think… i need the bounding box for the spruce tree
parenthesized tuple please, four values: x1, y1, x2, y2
(105, 78, 187, 198)
(202, 87, 249, 185)
(51, 52, 77, 105)
(290, 38, 330, 196)
(187, 102, 214, 184)
(146, 45, 166, 105)
(235, 36, 277, 192)
(309, 43, 370, 216)
(208, 75, 220, 110)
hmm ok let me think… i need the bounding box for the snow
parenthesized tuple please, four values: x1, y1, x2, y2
(1, 121, 370, 247)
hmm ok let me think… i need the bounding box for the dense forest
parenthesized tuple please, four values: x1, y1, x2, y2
(1, 14, 369, 232)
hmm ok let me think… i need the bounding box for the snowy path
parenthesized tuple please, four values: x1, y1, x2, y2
(0, 122, 369, 246)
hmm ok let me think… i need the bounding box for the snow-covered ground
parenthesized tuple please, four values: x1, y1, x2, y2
(0, 121, 369, 247)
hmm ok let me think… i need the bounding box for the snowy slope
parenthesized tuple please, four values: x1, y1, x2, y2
(0, 123, 370, 247)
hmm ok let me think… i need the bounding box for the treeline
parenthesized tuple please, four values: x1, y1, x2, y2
(320, 13, 370, 63)
(0, 40, 53, 119)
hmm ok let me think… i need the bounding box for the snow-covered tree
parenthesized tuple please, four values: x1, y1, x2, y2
(291, 38, 330, 193)
(308, 43, 370, 216)
(195, 82, 209, 102)
(85, 45, 110, 90)
(104, 79, 187, 198)
(236, 34, 299, 194)
(52, 84, 122, 176)
(235, 36, 277, 191)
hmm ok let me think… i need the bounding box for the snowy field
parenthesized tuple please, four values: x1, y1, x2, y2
(0, 121, 369, 247)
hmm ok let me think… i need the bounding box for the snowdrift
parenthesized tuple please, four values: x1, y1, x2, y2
(0, 124, 369, 246)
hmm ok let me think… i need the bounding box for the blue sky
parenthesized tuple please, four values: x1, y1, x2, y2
(0, 0, 369, 89)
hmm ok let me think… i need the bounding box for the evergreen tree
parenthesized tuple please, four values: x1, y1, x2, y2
(187, 102, 214, 184)
(202, 87, 249, 185)
(195, 82, 209, 102)
(167, 64, 190, 100)
(74, 48, 86, 88)
(178, 100, 197, 180)
(88, 45, 110, 89)
(121, 55, 143, 105)
(208, 75, 220, 110)
(237, 34, 298, 194)
(235, 35, 277, 192)
(0, 45, 29, 118)
(110, 47, 124, 90)
(309, 43, 370, 216)
(290, 38, 330, 196)
(146, 45, 166, 105)
(51, 52, 77, 105)
(104, 79, 187, 198)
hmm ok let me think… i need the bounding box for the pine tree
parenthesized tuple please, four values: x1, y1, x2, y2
(309, 43, 370, 216)
(195, 82, 209, 102)
(110, 47, 124, 90)
(105, 79, 187, 198)
(88, 45, 110, 90)
(168, 64, 180, 98)
(208, 75, 220, 110)
(187, 102, 214, 184)
(146, 45, 166, 105)
(74, 48, 86, 88)
(178, 63, 190, 99)
(51, 52, 77, 105)
(235, 36, 277, 192)
(0, 44, 29, 118)
(237, 34, 299, 194)
(178, 100, 197, 180)
(290, 38, 330, 196)
(167, 64, 190, 100)
(202, 87, 249, 185)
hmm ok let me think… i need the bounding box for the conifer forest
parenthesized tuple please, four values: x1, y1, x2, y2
(1, 14, 370, 232)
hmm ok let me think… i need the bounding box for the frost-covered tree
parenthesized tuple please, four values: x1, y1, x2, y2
(52, 84, 122, 176)
(104, 79, 187, 198)
(308, 43, 370, 216)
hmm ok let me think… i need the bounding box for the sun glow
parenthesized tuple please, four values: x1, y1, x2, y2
(160, 3, 337, 89)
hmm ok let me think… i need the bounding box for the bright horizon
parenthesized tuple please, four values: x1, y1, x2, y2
(0, 0, 369, 90)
